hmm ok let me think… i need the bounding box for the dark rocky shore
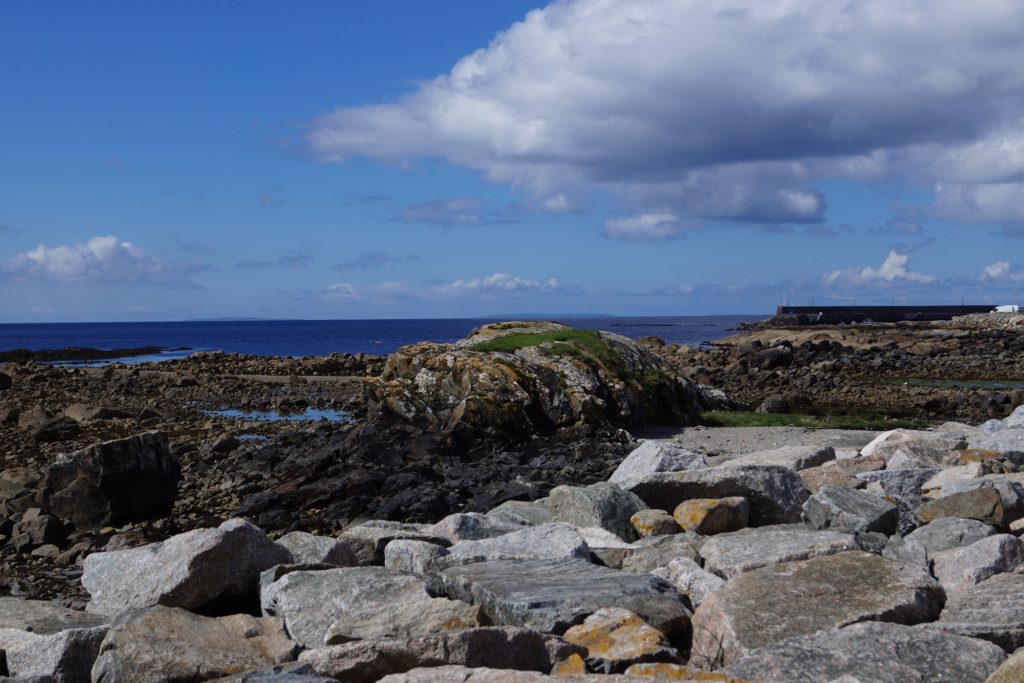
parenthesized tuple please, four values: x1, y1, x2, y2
(1, 318, 1024, 681)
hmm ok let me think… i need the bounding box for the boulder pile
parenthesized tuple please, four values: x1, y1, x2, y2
(5, 405, 1024, 681)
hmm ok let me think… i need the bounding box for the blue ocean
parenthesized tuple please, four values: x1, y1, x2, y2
(0, 315, 764, 362)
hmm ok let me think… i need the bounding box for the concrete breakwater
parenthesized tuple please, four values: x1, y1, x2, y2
(772, 305, 995, 325)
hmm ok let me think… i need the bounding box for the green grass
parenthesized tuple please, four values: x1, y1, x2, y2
(700, 410, 931, 430)
(470, 329, 628, 377)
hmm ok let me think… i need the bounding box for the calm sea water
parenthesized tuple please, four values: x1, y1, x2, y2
(0, 315, 764, 362)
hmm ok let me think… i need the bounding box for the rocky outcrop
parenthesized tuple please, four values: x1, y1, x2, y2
(363, 322, 731, 443)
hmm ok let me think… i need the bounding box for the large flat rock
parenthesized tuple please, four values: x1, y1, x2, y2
(691, 551, 944, 664)
(608, 441, 707, 485)
(622, 465, 808, 526)
(698, 525, 860, 578)
(260, 567, 440, 648)
(724, 621, 1005, 683)
(91, 605, 296, 683)
(437, 559, 691, 637)
(717, 444, 835, 470)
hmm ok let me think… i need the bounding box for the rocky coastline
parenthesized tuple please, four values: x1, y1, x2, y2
(2, 318, 1024, 681)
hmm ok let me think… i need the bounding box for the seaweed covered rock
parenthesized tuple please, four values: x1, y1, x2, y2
(363, 322, 732, 443)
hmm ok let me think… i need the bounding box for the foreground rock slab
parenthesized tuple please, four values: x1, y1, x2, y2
(298, 628, 580, 683)
(43, 431, 181, 530)
(608, 441, 707, 485)
(91, 605, 297, 683)
(260, 567, 439, 648)
(83, 519, 292, 617)
(718, 444, 835, 470)
(801, 485, 898, 535)
(0, 625, 107, 682)
(546, 483, 648, 542)
(930, 571, 1024, 651)
(692, 551, 944, 664)
(724, 621, 1004, 683)
(698, 525, 859, 578)
(931, 534, 1024, 594)
(623, 465, 808, 526)
(438, 559, 691, 636)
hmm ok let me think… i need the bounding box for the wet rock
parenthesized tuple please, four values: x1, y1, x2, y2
(338, 522, 450, 566)
(932, 534, 1024, 594)
(0, 625, 107, 682)
(672, 497, 748, 535)
(91, 605, 296, 683)
(624, 465, 808, 526)
(0, 598, 107, 634)
(724, 621, 1005, 683)
(718, 444, 835, 471)
(629, 509, 678, 538)
(83, 518, 292, 617)
(801, 485, 898, 535)
(43, 431, 181, 530)
(261, 566, 443, 648)
(699, 525, 859, 578)
(902, 517, 997, 555)
(650, 558, 725, 608)
(608, 441, 707, 485)
(930, 571, 1024, 651)
(562, 607, 678, 673)
(546, 483, 648, 542)
(919, 487, 1005, 526)
(275, 532, 357, 567)
(692, 551, 943, 665)
(298, 627, 581, 683)
(438, 559, 692, 637)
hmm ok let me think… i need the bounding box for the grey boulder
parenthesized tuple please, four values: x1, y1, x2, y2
(546, 483, 647, 542)
(623, 465, 808, 526)
(82, 518, 292, 617)
(274, 532, 357, 566)
(298, 628, 581, 683)
(428, 513, 520, 542)
(932, 534, 1024, 594)
(698, 525, 859, 578)
(338, 522, 450, 565)
(902, 517, 997, 555)
(724, 621, 1005, 683)
(801, 485, 898, 535)
(650, 558, 725, 608)
(608, 441, 707, 485)
(90, 605, 297, 683)
(43, 431, 181, 530)
(691, 551, 943, 664)
(718, 444, 835, 471)
(929, 571, 1024, 651)
(437, 558, 691, 637)
(0, 625, 107, 682)
(0, 598, 107, 634)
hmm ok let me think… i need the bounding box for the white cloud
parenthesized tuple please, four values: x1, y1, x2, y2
(399, 198, 485, 227)
(307, 0, 1024, 231)
(1, 235, 208, 286)
(602, 212, 694, 240)
(823, 251, 937, 288)
(982, 261, 1010, 280)
(675, 283, 696, 294)
(321, 272, 560, 305)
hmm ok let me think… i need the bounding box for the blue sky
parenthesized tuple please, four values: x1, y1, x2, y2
(2, 0, 1024, 322)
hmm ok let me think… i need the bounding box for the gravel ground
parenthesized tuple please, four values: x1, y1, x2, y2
(634, 425, 879, 457)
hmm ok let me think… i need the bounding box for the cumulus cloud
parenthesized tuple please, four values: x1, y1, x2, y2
(307, 0, 1024, 231)
(321, 272, 560, 305)
(332, 251, 419, 271)
(823, 251, 937, 288)
(1, 235, 208, 286)
(979, 260, 1024, 282)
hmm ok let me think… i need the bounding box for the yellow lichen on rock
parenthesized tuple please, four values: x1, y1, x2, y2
(625, 662, 751, 680)
(562, 607, 678, 672)
(673, 497, 749, 535)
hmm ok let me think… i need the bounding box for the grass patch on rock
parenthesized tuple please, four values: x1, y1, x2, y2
(700, 410, 930, 430)
(470, 329, 628, 376)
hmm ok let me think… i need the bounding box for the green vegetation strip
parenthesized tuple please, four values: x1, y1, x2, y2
(470, 329, 627, 374)
(701, 410, 930, 430)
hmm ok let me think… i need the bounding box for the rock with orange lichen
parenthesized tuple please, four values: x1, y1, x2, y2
(562, 607, 678, 673)
(552, 653, 588, 676)
(673, 498, 748, 535)
(630, 509, 679, 538)
(625, 662, 751, 681)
